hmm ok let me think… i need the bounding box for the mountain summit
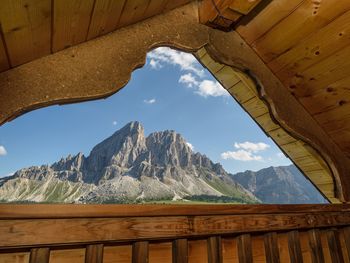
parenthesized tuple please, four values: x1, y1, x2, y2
(0, 122, 258, 203)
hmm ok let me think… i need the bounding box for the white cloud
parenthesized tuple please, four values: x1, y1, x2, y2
(148, 47, 204, 77)
(179, 73, 199, 88)
(221, 150, 262, 161)
(221, 141, 270, 162)
(234, 141, 270, 153)
(112, 121, 117, 126)
(197, 80, 229, 97)
(0, 146, 7, 156)
(149, 59, 163, 70)
(186, 142, 194, 151)
(144, 98, 156, 104)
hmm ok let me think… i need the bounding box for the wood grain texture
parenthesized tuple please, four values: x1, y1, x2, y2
(288, 230, 303, 263)
(85, 244, 103, 263)
(188, 240, 207, 263)
(207, 236, 222, 263)
(132, 241, 149, 263)
(87, 0, 126, 40)
(344, 227, 350, 262)
(251, 0, 350, 63)
(326, 229, 345, 263)
(264, 232, 280, 263)
(103, 245, 132, 263)
(308, 229, 325, 263)
(0, 211, 350, 248)
(237, 234, 253, 263)
(236, 0, 304, 44)
(50, 249, 85, 263)
(172, 239, 188, 263)
(29, 248, 50, 263)
(52, 0, 95, 52)
(2, 204, 350, 219)
(149, 242, 172, 263)
(0, 0, 51, 66)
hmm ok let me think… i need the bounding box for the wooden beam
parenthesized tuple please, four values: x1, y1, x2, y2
(199, 0, 262, 30)
(1, 204, 350, 219)
(0, 211, 350, 248)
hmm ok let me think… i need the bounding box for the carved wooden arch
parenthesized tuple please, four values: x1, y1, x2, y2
(0, 2, 349, 202)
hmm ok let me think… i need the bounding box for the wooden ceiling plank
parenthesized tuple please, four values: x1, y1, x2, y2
(52, 0, 95, 52)
(87, 0, 126, 40)
(0, 0, 51, 67)
(164, 0, 193, 12)
(269, 9, 350, 82)
(228, 0, 261, 15)
(116, 0, 151, 29)
(284, 44, 350, 97)
(236, 0, 304, 45)
(0, 37, 9, 71)
(143, 0, 169, 18)
(251, 0, 350, 63)
(298, 82, 350, 116)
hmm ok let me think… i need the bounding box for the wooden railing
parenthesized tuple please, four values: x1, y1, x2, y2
(0, 204, 349, 262)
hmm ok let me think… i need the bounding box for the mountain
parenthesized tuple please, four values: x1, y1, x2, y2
(0, 121, 258, 204)
(230, 165, 327, 204)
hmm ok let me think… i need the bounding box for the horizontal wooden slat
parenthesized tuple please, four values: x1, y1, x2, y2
(1, 204, 350, 219)
(0, 211, 349, 248)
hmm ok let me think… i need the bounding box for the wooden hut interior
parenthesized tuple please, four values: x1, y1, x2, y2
(0, 0, 350, 262)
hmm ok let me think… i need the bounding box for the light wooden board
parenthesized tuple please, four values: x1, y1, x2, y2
(236, 0, 304, 44)
(0, 0, 51, 66)
(87, 0, 126, 40)
(251, 0, 350, 63)
(52, 0, 96, 52)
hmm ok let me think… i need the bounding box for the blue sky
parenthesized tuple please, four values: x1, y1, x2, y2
(0, 47, 291, 177)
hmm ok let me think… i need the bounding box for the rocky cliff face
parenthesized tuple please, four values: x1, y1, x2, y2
(230, 165, 327, 204)
(0, 122, 257, 203)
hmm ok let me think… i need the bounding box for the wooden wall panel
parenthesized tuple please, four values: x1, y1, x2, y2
(188, 240, 207, 263)
(252, 235, 265, 263)
(149, 242, 172, 263)
(222, 238, 239, 263)
(103, 245, 132, 263)
(0, 252, 30, 263)
(52, 0, 95, 52)
(50, 249, 85, 263)
(277, 233, 290, 263)
(87, 0, 126, 40)
(0, 0, 51, 66)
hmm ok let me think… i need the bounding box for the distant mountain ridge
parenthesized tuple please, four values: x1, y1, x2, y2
(0, 121, 326, 204)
